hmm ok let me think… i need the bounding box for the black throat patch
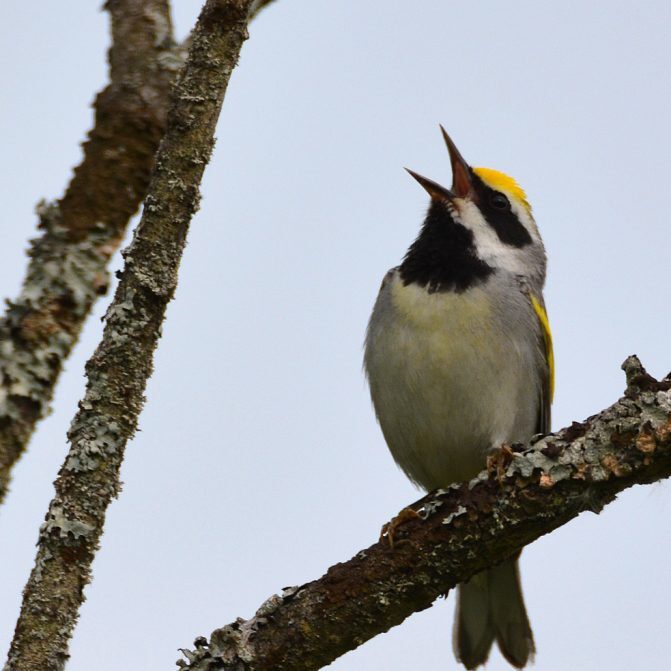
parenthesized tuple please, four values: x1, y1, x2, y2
(399, 199, 493, 293)
(470, 171, 533, 247)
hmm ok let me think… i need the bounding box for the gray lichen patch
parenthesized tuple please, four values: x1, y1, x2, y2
(41, 505, 95, 541)
(0, 202, 114, 455)
(442, 505, 467, 526)
(65, 413, 124, 473)
(27, 201, 112, 319)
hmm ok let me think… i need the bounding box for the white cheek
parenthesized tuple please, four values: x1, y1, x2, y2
(454, 200, 527, 275)
(510, 200, 542, 243)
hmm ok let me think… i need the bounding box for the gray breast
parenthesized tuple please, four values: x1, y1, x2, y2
(364, 270, 545, 491)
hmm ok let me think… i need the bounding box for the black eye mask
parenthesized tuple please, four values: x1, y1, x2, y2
(470, 171, 533, 248)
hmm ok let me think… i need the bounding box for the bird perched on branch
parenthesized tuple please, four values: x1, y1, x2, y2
(364, 127, 553, 669)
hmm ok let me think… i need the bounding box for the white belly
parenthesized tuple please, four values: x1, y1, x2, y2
(364, 272, 541, 490)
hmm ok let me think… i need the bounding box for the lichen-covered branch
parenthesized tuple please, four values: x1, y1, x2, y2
(0, 0, 183, 505)
(3, 1, 253, 670)
(177, 357, 671, 671)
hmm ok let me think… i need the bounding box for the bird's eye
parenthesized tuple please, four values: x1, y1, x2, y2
(490, 192, 510, 210)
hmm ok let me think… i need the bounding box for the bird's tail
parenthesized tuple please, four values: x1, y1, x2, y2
(453, 558, 535, 669)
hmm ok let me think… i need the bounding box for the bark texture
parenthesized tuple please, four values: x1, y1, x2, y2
(3, 1, 253, 670)
(176, 357, 671, 671)
(0, 0, 184, 505)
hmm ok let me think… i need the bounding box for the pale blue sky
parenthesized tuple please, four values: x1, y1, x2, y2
(1, 2, 670, 670)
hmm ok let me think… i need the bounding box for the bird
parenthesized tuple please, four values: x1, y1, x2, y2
(364, 127, 553, 669)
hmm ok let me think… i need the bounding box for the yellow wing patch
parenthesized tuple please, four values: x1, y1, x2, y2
(530, 295, 554, 401)
(473, 167, 532, 215)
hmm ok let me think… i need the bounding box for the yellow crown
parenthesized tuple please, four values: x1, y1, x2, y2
(473, 167, 531, 214)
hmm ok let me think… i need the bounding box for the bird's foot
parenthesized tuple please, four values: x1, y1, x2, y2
(486, 443, 515, 482)
(380, 507, 421, 547)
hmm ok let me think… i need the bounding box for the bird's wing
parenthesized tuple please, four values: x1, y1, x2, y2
(378, 267, 398, 292)
(529, 294, 554, 435)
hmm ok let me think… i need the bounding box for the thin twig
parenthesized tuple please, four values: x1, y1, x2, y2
(0, 0, 182, 505)
(3, 1, 253, 669)
(176, 357, 671, 671)
(250, 0, 279, 19)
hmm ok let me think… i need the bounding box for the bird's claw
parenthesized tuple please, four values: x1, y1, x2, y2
(486, 443, 515, 483)
(380, 507, 421, 547)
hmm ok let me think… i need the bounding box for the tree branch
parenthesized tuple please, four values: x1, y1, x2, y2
(176, 356, 671, 671)
(249, 0, 279, 19)
(3, 1, 253, 670)
(0, 0, 182, 505)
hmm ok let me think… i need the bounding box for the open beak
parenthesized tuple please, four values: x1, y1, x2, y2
(440, 125, 473, 198)
(404, 168, 454, 202)
(406, 126, 473, 201)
